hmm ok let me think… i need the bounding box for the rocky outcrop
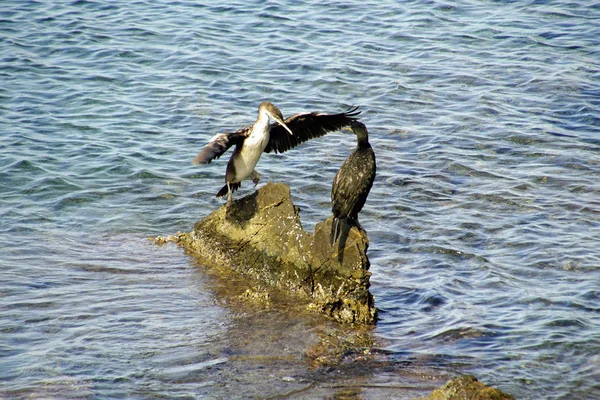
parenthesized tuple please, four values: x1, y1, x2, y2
(159, 182, 376, 325)
(155, 184, 517, 399)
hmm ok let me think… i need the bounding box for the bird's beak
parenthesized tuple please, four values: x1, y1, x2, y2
(342, 126, 353, 132)
(274, 117, 294, 135)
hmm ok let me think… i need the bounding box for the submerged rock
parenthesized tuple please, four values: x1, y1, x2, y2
(163, 182, 376, 325)
(420, 375, 515, 400)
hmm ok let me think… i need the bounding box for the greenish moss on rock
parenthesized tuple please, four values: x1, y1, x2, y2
(164, 182, 376, 325)
(421, 375, 515, 400)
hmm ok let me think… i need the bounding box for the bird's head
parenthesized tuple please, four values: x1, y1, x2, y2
(343, 120, 368, 140)
(259, 101, 294, 135)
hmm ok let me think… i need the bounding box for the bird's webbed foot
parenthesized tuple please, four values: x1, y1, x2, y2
(250, 170, 261, 186)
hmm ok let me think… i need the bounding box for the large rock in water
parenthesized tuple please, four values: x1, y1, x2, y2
(172, 182, 376, 325)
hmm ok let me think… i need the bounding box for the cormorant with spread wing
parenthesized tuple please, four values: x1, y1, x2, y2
(330, 121, 376, 246)
(192, 101, 360, 210)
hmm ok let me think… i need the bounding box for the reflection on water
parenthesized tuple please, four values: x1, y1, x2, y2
(1, 0, 599, 399)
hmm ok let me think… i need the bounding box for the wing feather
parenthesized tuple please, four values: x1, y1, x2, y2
(191, 127, 250, 164)
(264, 106, 360, 154)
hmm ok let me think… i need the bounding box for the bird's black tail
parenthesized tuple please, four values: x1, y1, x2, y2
(216, 182, 240, 197)
(330, 217, 353, 263)
(330, 217, 342, 246)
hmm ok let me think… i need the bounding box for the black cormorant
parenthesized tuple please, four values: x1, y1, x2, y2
(330, 121, 376, 246)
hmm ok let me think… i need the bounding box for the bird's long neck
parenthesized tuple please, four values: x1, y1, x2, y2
(356, 135, 370, 149)
(252, 109, 271, 139)
(244, 109, 271, 153)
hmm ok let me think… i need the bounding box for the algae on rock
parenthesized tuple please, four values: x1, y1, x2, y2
(163, 182, 376, 325)
(420, 375, 515, 400)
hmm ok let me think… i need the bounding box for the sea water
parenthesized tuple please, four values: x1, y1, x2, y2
(1, 1, 599, 398)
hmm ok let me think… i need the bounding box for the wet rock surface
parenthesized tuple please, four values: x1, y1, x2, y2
(420, 375, 515, 400)
(163, 182, 376, 325)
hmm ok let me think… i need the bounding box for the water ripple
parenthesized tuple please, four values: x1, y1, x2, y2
(1, 0, 600, 399)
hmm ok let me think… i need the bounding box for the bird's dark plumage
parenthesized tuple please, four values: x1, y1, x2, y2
(330, 121, 376, 246)
(264, 106, 360, 154)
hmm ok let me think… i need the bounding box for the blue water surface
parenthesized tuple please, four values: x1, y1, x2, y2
(1, 1, 599, 399)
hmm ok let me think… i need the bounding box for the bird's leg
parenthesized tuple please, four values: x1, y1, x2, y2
(226, 182, 232, 212)
(250, 170, 261, 186)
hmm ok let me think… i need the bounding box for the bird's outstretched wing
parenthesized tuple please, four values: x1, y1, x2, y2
(191, 127, 250, 164)
(264, 106, 360, 154)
